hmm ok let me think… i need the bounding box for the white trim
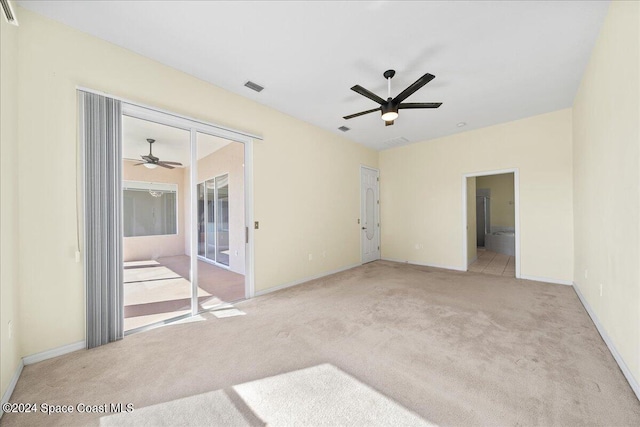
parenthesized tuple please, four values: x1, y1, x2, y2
(244, 140, 255, 298)
(573, 282, 640, 401)
(462, 168, 520, 278)
(122, 180, 177, 192)
(252, 263, 360, 297)
(22, 341, 86, 366)
(519, 274, 572, 286)
(77, 86, 262, 141)
(190, 128, 198, 316)
(0, 360, 23, 417)
(381, 257, 466, 272)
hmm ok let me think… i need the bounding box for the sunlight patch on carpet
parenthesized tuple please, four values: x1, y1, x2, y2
(100, 364, 433, 426)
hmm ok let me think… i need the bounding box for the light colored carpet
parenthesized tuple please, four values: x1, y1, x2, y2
(100, 364, 429, 426)
(2, 260, 639, 426)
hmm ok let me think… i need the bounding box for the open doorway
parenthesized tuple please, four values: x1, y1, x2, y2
(463, 170, 520, 278)
(121, 115, 248, 332)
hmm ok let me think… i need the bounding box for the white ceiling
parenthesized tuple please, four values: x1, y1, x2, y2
(122, 115, 231, 166)
(19, 1, 609, 151)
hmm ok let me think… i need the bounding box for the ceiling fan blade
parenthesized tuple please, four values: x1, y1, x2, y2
(393, 73, 436, 104)
(398, 102, 442, 109)
(385, 120, 394, 127)
(157, 162, 175, 169)
(159, 161, 183, 166)
(343, 108, 380, 120)
(351, 85, 385, 105)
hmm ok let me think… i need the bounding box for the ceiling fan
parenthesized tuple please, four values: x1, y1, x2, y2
(134, 139, 183, 169)
(344, 70, 442, 126)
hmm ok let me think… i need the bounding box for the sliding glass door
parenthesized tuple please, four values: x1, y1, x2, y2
(198, 174, 230, 267)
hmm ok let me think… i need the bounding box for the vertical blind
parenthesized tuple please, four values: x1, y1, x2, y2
(79, 91, 124, 348)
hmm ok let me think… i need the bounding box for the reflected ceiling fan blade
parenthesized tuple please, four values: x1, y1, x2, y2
(157, 162, 175, 169)
(398, 102, 442, 109)
(343, 108, 380, 120)
(351, 85, 386, 105)
(385, 120, 394, 127)
(133, 163, 146, 166)
(159, 161, 183, 166)
(393, 73, 435, 104)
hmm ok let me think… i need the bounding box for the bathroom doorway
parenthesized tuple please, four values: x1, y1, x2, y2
(462, 169, 520, 278)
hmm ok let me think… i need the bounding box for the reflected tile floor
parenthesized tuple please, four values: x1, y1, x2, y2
(468, 249, 515, 277)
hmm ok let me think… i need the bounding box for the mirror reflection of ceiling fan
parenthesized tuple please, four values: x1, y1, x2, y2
(344, 70, 442, 126)
(135, 139, 183, 169)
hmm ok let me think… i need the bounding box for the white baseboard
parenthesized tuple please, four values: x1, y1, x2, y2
(253, 263, 361, 297)
(519, 274, 572, 286)
(573, 282, 640, 401)
(0, 360, 24, 418)
(22, 340, 85, 366)
(381, 257, 467, 272)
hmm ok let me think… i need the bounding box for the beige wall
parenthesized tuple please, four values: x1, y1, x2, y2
(466, 177, 477, 265)
(380, 109, 573, 281)
(14, 8, 377, 356)
(122, 160, 187, 261)
(476, 173, 515, 228)
(0, 15, 22, 400)
(188, 142, 245, 275)
(573, 1, 640, 384)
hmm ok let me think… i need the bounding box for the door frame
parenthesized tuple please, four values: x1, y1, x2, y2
(462, 168, 520, 278)
(360, 165, 381, 264)
(197, 172, 232, 270)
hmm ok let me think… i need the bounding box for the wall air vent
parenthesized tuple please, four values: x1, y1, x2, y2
(383, 136, 410, 147)
(338, 126, 350, 132)
(1, 0, 18, 25)
(244, 81, 264, 93)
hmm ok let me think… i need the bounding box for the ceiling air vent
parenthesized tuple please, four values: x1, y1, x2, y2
(338, 126, 350, 132)
(244, 81, 264, 93)
(383, 136, 410, 147)
(1, 0, 18, 25)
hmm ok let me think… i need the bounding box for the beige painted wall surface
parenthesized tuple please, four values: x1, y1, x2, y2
(0, 16, 22, 400)
(466, 177, 477, 265)
(572, 1, 640, 382)
(15, 8, 377, 356)
(187, 142, 245, 275)
(476, 173, 515, 228)
(122, 160, 186, 261)
(380, 109, 573, 281)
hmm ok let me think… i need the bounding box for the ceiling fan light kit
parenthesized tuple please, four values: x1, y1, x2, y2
(344, 69, 442, 126)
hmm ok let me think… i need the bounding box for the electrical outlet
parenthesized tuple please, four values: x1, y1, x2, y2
(308, 254, 313, 261)
(254, 221, 259, 230)
(75, 251, 81, 263)
(584, 269, 588, 279)
(599, 283, 603, 297)
(235, 250, 238, 256)
(8, 320, 13, 340)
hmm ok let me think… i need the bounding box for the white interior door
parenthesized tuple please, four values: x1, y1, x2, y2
(361, 166, 380, 263)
